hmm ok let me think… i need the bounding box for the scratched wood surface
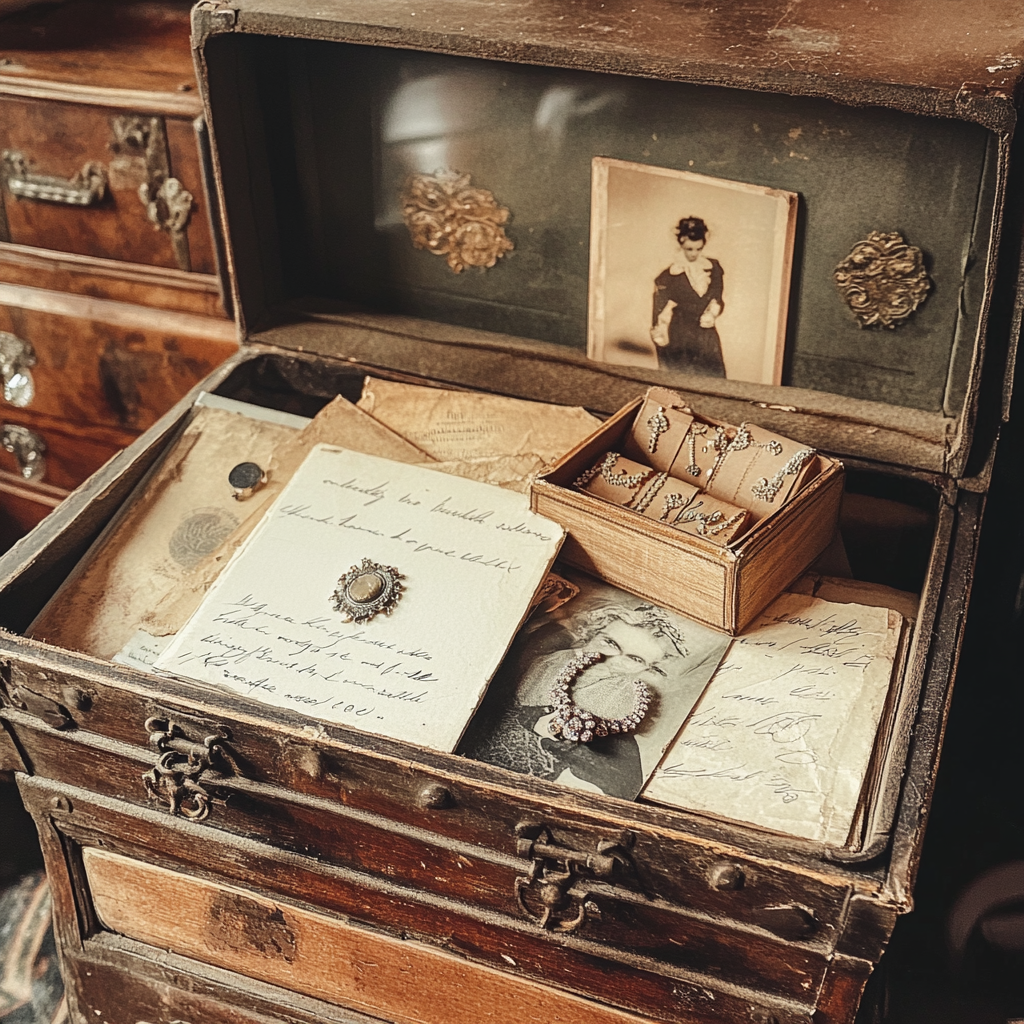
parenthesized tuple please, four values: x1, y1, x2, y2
(0, 97, 216, 272)
(83, 844, 787, 1024)
(0, 242, 226, 318)
(0, 0, 201, 111)
(0, 286, 237, 434)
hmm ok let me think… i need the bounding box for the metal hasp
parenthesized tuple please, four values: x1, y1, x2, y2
(142, 716, 235, 821)
(513, 821, 635, 933)
(110, 114, 194, 271)
(2, 150, 108, 206)
(0, 333, 36, 408)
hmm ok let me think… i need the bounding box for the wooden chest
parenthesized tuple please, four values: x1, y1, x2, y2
(2, 3, 1023, 1023)
(0, 0, 237, 547)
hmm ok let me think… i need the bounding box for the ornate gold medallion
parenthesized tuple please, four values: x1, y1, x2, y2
(834, 231, 931, 328)
(401, 169, 513, 274)
(331, 558, 404, 623)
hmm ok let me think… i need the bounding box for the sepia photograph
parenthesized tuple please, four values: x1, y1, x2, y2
(458, 568, 730, 800)
(588, 157, 798, 385)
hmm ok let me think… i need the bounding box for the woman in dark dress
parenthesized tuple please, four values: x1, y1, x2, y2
(650, 216, 726, 377)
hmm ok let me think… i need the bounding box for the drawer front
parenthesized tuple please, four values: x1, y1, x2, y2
(60, 943, 382, 1024)
(0, 471, 65, 549)
(21, 775, 820, 1024)
(0, 416, 126, 491)
(0, 96, 217, 274)
(0, 659, 855, 943)
(0, 293, 236, 432)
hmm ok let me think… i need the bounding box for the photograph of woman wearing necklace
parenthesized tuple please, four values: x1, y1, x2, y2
(650, 216, 726, 377)
(588, 158, 797, 386)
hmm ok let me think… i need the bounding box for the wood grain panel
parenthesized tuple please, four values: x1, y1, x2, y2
(5, 720, 831, 1009)
(0, 242, 226, 318)
(0, 299, 236, 433)
(0, 96, 181, 266)
(84, 848, 669, 1024)
(0, 0, 200, 109)
(0, 414, 126, 491)
(0, 473, 66, 551)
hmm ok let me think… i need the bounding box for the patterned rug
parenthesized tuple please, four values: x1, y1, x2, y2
(0, 873, 65, 1024)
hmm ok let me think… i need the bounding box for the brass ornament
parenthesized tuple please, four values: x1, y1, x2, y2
(331, 557, 404, 623)
(834, 231, 931, 328)
(401, 169, 513, 273)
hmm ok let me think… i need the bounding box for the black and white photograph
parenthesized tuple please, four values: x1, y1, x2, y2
(458, 568, 731, 800)
(588, 157, 798, 385)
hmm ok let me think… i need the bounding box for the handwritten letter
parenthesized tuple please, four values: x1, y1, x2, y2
(642, 594, 903, 845)
(154, 446, 564, 752)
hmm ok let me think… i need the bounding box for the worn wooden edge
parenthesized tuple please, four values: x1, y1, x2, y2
(249, 314, 953, 474)
(193, 2, 1020, 134)
(17, 774, 835, 1020)
(0, 621, 890, 898)
(0, 717, 27, 772)
(0, 281, 239, 342)
(63, 933, 391, 1024)
(0, 241, 223, 295)
(0, 74, 203, 117)
(885, 490, 985, 906)
(80, 844, 816, 1024)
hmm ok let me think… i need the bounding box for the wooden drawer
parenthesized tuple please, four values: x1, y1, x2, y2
(0, 471, 66, 549)
(3, 696, 858, 1019)
(0, 95, 217, 275)
(0, 284, 237, 433)
(19, 774, 836, 1024)
(0, 414, 125, 492)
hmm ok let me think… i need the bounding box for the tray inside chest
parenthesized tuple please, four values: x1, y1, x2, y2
(202, 29, 1011, 481)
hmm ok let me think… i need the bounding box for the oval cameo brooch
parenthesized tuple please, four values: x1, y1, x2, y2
(331, 558, 404, 623)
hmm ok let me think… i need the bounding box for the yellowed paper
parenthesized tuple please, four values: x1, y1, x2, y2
(28, 405, 300, 660)
(410, 454, 547, 495)
(642, 593, 903, 845)
(138, 395, 433, 638)
(154, 446, 565, 753)
(357, 377, 601, 465)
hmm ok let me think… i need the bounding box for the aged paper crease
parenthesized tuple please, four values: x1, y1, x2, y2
(136, 395, 433, 639)
(642, 592, 903, 845)
(28, 404, 302, 660)
(154, 446, 565, 752)
(357, 377, 601, 466)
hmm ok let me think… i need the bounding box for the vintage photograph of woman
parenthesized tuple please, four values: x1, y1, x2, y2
(588, 158, 797, 386)
(458, 569, 729, 800)
(651, 216, 726, 376)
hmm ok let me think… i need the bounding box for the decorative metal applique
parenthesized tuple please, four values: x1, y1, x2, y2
(331, 558, 404, 623)
(401, 169, 513, 273)
(834, 231, 931, 328)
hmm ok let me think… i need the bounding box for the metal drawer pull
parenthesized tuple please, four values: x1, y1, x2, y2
(0, 333, 36, 408)
(139, 176, 194, 272)
(1, 424, 46, 481)
(142, 716, 236, 821)
(2, 150, 107, 206)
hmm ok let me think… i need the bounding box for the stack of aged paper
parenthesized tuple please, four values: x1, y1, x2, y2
(641, 587, 911, 846)
(152, 445, 565, 752)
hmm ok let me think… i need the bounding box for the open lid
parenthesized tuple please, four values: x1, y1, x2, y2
(192, 0, 1024, 483)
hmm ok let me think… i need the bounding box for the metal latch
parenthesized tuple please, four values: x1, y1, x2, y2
(142, 717, 237, 821)
(513, 821, 635, 933)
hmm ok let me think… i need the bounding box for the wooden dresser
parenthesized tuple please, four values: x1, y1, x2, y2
(0, 0, 237, 550)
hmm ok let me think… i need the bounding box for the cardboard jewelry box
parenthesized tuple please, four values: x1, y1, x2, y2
(1, 4, 1023, 1024)
(532, 393, 845, 633)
